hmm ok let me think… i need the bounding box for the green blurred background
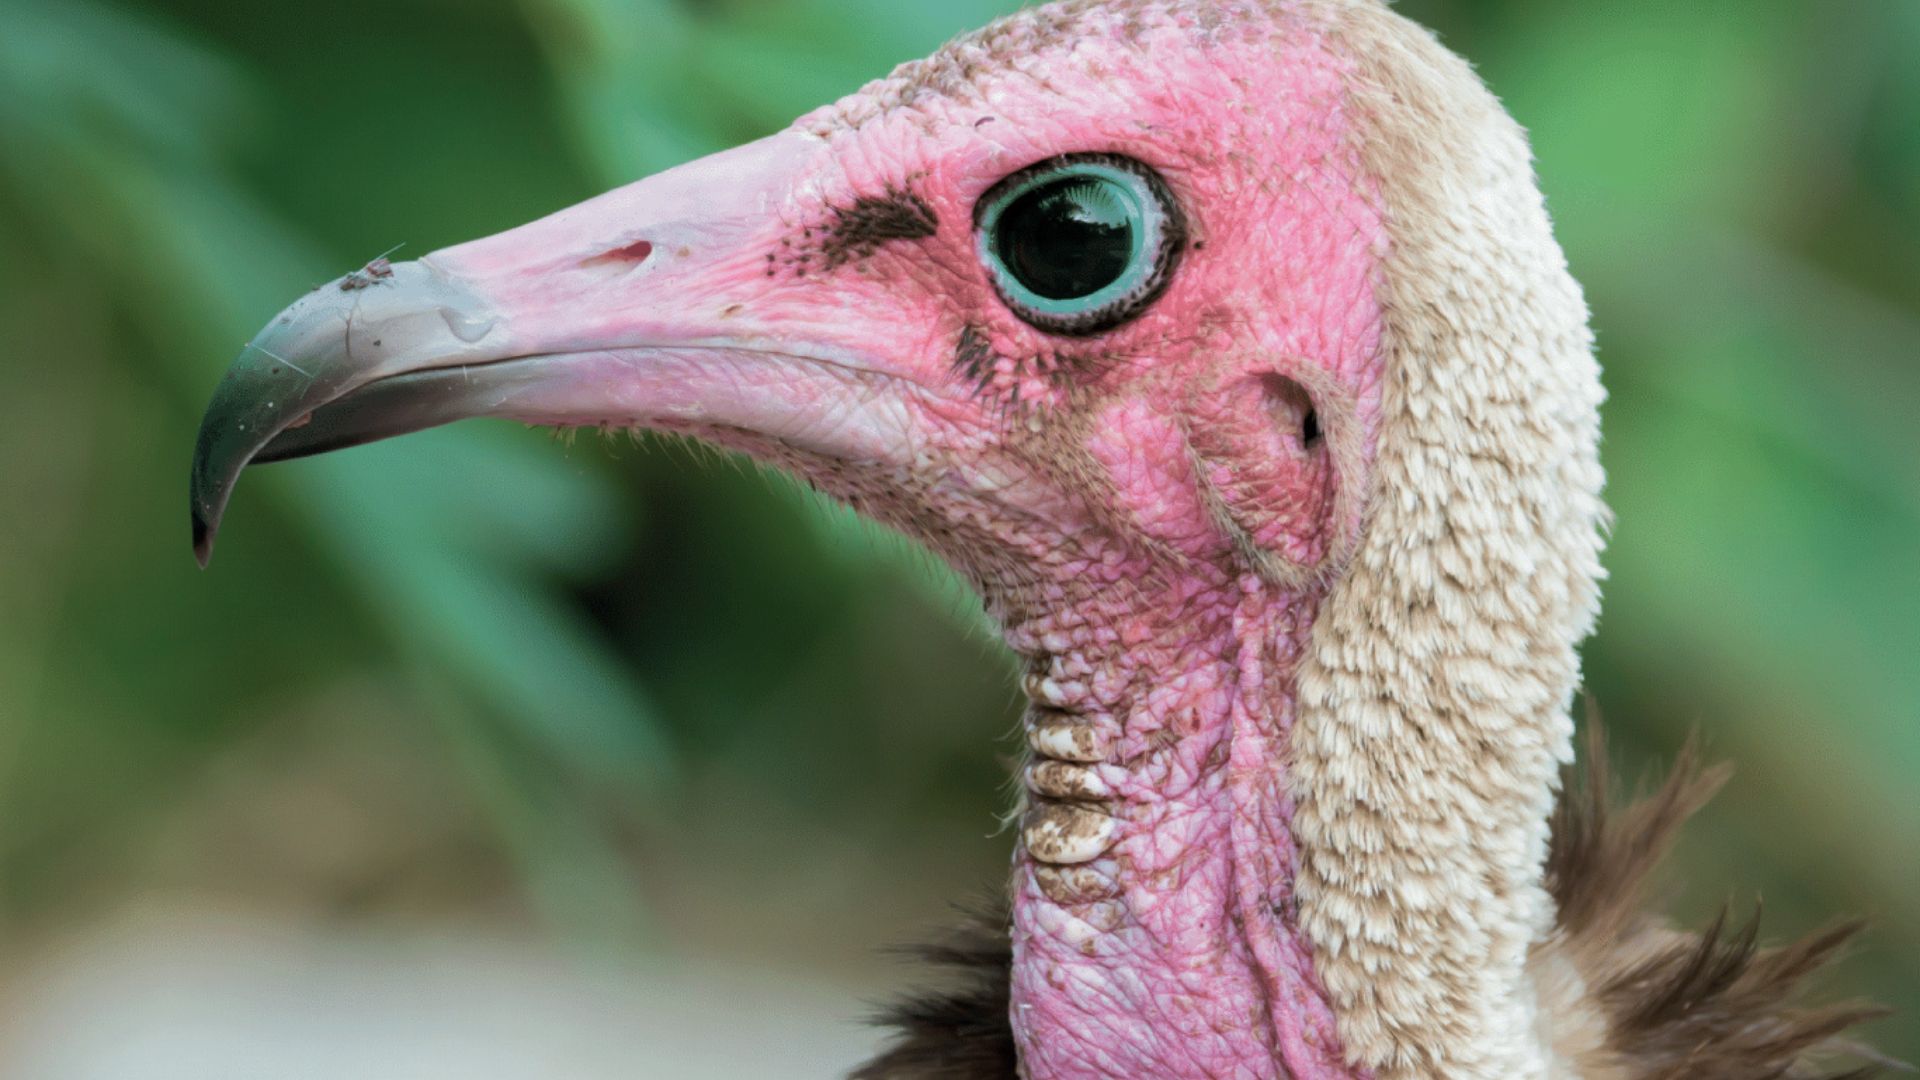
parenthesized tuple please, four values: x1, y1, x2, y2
(0, 0, 1913, 1072)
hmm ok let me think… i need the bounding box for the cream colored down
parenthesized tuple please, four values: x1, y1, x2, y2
(1290, 2, 1609, 1078)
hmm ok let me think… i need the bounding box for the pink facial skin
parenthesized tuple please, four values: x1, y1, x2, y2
(273, 3, 1390, 1077)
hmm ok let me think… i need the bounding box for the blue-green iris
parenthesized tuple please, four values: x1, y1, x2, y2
(975, 155, 1183, 336)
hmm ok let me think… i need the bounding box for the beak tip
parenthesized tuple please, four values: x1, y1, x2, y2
(192, 509, 216, 567)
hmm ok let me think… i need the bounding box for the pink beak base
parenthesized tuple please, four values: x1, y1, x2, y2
(190, 132, 922, 565)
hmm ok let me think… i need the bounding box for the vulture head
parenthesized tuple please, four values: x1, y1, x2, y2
(190, 1, 1883, 1077)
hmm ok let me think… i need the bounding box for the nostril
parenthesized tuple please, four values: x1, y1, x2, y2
(1303, 406, 1321, 447)
(587, 239, 654, 266)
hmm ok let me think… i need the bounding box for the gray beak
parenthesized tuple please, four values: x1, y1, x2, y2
(189, 259, 509, 565)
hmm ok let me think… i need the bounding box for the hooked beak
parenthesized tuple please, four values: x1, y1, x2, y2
(190, 131, 929, 565)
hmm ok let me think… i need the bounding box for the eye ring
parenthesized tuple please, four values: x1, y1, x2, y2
(974, 154, 1187, 336)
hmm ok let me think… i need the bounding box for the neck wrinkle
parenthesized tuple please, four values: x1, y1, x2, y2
(1224, 584, 1356, 1079)
(1000, 574, 1358, 1080)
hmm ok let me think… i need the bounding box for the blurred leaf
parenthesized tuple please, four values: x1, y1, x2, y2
(0, 0, 667, 932)
(1498, 1, 1792, 253)
(519, 0, 732, 176)
(698, 0, 1016, 128)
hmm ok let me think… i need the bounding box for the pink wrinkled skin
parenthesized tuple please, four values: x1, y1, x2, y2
(423, 5, 1389, 1078)
(993, 17, 1385, 1071)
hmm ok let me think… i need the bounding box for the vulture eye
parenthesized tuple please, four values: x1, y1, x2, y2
(976, 154, 1185, 336)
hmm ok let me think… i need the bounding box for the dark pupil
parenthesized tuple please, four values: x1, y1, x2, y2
(994, 177, 1134, 301)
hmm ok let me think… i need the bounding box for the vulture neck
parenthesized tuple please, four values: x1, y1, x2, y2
(990, 8, 1606, 1075)
(1000, 569, 1354, 1080)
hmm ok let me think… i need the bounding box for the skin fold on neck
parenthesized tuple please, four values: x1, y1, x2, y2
(999, 569, 1355, 1080)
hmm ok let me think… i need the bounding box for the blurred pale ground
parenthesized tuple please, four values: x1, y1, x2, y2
(0, 0, 1914, 1074)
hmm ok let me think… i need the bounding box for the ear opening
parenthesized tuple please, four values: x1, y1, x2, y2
(1258, 372, 1325, 457)
(1186, 361, 1366, 588)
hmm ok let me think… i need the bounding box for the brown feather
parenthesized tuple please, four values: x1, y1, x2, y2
(851, 903, 1018, 1080)
(849, 724, 1893, 1079)
(1546, 721, 1895, 1079)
